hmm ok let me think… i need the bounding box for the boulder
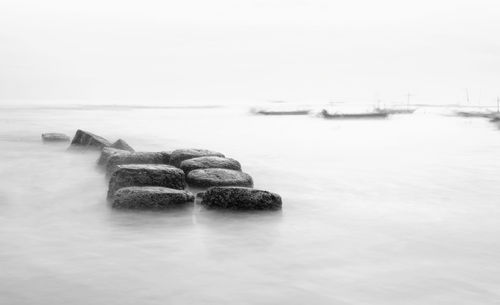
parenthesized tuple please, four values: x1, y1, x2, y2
(41, 133, 70, 143)
(111, 139, 135, 152)
(180, 156, 241, 174)
(170, 149, 225, 168)
(107, 164, 186, 199)
(97, 147, 131, 167)
(112, 186, 194, 209)
(186, 168, 253, 188)
(201, 187, 282, 210)
(69, 129, 111, 150)
(105, 151, 171, 176)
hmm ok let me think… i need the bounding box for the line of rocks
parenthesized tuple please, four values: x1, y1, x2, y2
(43, 129, 282, 211)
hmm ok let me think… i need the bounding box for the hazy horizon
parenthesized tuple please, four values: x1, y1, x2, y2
(2, 3, 500, 303)
(1, 0, 499, 105)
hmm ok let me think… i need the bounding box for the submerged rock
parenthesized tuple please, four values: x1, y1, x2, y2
(105, 151, 171, 176)
(69, 129, 111, 150)
(97, 147, 131, 167)
(41, 133, 71, 143)
(201, 187, 282, 210)
(186, 168, 253, 188)
(180, 156, 241, 174)
(112, 186, 194, 209)
(107, 164, 185, 199)
(111, 139, 135, 152)
(170, 149, 225, 168)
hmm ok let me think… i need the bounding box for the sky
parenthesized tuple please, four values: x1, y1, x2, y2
(0, 0, 499, 105)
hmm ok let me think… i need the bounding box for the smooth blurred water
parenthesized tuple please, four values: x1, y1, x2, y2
(0, 105, 499, 305)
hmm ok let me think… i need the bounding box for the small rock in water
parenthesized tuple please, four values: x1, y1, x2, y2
(69, 129, 111, 150)
(112, 186, 194, 209)
(107, 164, 186, 199)
(111, 139, 135, 152)
(105, 151, 171, 176)
(186, 168, 253, 188)
(201, 187, 282, 210)
(97, 147, 131, 167)
(180, 156, 241, 174)
(170, 149, 225, 168)
(41, 133, 70, 143)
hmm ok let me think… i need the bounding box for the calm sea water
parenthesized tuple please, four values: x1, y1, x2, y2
(0, 105, 499, 304)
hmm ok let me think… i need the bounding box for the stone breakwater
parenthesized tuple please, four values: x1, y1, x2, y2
(43, 129, 282, 211)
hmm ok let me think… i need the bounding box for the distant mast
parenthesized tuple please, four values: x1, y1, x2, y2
(406, 92, 412, 109)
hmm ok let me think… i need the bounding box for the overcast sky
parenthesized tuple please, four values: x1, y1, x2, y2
(0, 0, 499, 105)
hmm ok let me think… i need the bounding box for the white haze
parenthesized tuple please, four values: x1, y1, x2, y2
(0, 0, 499, 105)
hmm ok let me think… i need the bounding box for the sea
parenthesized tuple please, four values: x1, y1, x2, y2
(0, 103, 499, 304)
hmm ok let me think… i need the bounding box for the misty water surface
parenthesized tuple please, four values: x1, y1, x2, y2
(0, 105, 499, 304)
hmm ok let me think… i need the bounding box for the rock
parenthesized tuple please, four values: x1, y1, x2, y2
(97, 147, 131, 167)
(105, 151, 171, 176)
(170, 149, 225, 168)
(41, 133, 70, 143)
(180, 156, 241, 174)
(111, 139, 135, 152)
(201, 187, 282, 210)
(186, 168, 253, 188)
(107, 164, 186, 199)
(112, 186, 194, 209)
(69, 129, 111, 150)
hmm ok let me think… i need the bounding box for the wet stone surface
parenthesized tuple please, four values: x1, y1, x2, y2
(112, 186, 194, 209)
(69, 129, 111, 150)
(41, 133, 71, 143)
(186, 168, 253, 188)
(107, 164, 186, 199)
(180, 156, 241, 174)
(170, 148, 225, 168)
(105, 151, 171, 176)
(201, 187, 282, 210)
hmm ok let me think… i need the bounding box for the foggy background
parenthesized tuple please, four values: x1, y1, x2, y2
(1, 0, 499, 105)
(2, 2, 500, 304)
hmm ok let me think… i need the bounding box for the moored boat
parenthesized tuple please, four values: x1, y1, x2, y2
(454, 110, 494, 118)
(321, 109, 389, 119)
(375, 108, 416, 114)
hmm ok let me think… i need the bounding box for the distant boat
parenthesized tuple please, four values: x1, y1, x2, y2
(454, 92, 495, 118)
(454, 110, 494, 118)
(490, 115, 500, 122)
(321, 109, 389, 119)
(375, 107, 416, 115)
(254, 109, 311, 116)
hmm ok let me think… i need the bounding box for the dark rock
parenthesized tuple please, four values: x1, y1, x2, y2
(69, 129, 111, 150)
(112, 186, 194, 209)
(196, 191, 205, 199)
(41, 133, 71, 143)
(186, 168, 253, 188)
(180, 156, 241, 174)
(111, 139, 135, 152)
(97, 147, 131, 167)
(107, 164, 185, 199)
(170, 149, 225, 168)
(201, 187, 282, 210)
(105, 151, 171, 176)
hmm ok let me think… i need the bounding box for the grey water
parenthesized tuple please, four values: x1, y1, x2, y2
(1, 104, 500, 304)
